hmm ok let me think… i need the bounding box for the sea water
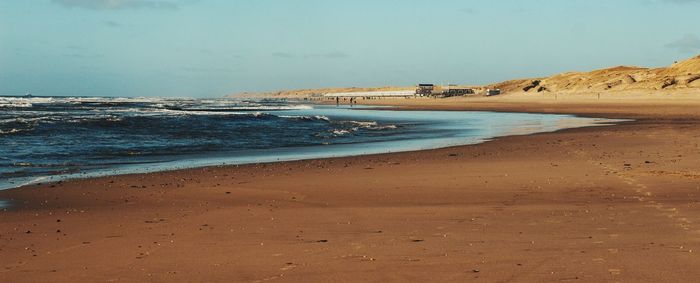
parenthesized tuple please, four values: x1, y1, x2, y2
(0, 96, 620, 191)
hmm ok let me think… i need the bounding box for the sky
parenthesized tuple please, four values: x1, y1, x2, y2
(1, 0, 700, 98)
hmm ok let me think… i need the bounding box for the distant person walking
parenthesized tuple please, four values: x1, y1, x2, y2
(336, 97, 339, 106)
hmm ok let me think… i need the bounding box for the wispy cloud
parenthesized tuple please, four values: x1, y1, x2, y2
(63, 53, 103, 59)
(459, 8, 478, 14)
(323, 51, 349, 59)
(275, 52, 349, 59)
(101, 20, 122, 27)
(52, 0, 179, 11)
(65, 45, 85, 50)
(303, 52, 349, 59)
(665, 34, 700, 53)
(272, 52, 295, 59)
(63, 45, 103, 59)
(661, 0, 700, 3)
(183, 67, 234, 74)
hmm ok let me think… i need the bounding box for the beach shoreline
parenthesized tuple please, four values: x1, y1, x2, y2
(0, 102, 619, 192)
(2, 98, 700, 282)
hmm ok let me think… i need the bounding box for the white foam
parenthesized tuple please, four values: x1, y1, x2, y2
(0, 128, 26, 135)
(344, 121, 378, 127)
(15, 176, 52, 189)
(372, 125, 398, 130)
(332, 129, 351, 136)
(340, 120, 397, 131)
(279, 115, 331, 122)
(159, 109, 254, 116)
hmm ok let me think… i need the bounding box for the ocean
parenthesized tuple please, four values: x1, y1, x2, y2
(0, 96, 617, 190)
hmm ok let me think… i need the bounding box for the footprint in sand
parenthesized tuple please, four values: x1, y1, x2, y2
(280, 263, 297, 271)
(574, 149, 698, 237)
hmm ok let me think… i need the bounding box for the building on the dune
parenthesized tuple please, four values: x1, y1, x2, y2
(416, 84, 475, 97)
(322, 83, 479, 99)
(441, 85, 475, 97)
(415, 84, 435, 96)
(486, 89, 502, 96)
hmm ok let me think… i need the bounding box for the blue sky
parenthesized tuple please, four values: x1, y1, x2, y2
(1, 0, 700, 97)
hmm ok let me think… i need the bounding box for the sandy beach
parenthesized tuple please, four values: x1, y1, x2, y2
(1, 97, 700, 282)
(4, 1, 700, 282)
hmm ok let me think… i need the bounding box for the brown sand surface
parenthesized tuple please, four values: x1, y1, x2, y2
(2, 100, 700, 282)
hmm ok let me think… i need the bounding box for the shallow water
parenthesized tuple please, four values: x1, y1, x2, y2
(0, 199, 10, 209)
(0, 96, 621, 190)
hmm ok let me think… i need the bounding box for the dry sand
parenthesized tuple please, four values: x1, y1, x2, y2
(2, 97, 700, 282)
(489, 55, 700, 94)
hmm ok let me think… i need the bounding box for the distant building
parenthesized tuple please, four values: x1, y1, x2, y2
(415, 84, 435, 96)
(415, 84, 474, 97)
(442, 85, 475, 97)
(486, 89, 502, 96)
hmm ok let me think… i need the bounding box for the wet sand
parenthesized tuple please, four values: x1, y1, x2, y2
(2, 98, 700, 282)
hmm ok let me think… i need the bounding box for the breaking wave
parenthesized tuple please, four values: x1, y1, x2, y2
(0, 96, 405, 185)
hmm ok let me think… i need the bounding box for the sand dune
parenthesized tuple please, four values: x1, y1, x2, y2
(230, 54, 700, 99)
(491, 54, 700, 94)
